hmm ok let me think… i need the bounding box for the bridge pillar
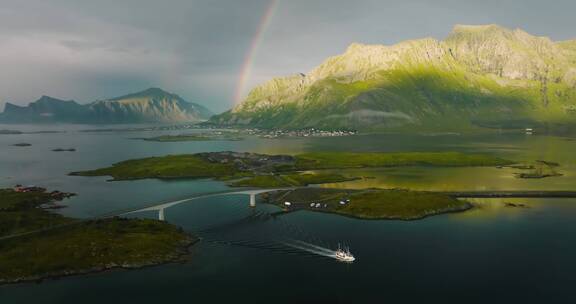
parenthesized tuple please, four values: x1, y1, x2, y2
(249, 194, 256, 207)
(159, 208, 165, 221)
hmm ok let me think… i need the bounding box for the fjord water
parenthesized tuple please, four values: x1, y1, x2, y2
(1, 124, 575, 303)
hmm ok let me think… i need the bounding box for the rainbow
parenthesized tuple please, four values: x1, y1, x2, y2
(234, 0, 279, 104)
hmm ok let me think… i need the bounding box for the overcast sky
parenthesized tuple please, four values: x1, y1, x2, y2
(1, 0, 575, 113)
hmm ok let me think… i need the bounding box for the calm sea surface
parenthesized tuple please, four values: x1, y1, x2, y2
(1, 124, 575, 303)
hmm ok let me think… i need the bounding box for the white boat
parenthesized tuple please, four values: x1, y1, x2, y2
(334, 244, 355, 263)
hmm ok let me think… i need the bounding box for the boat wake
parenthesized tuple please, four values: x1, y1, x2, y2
(283, 239, 356, 262)
(282, 239, 339, 259)
(166, 199, 355, 262)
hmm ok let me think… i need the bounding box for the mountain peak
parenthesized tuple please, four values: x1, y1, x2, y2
(446, 24, 554, 46)
(345, 42, 369, 52)
(3, 102, 22, 111)
(446, 24, 516, 42)
(89, 88, 213, 123)
(0, 88, 213, 124)
(140, 87, 171, 96)
(104, 87, 180, 103)
(211, 24, 576, 132)
(451, 24, 507, 34)
(36, 95, 73, 104)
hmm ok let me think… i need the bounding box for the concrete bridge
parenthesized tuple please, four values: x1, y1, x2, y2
(121, 188, 294, 221)
(117, 189, 576, 221)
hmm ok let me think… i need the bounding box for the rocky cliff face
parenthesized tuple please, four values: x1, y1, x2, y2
(1, 88, 213, 124)
(87, 88, 213, 123)
(212, 24, 576, 131)
(0, 96, 89, 123)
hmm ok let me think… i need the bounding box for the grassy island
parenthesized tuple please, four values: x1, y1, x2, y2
(71, 154, 237, 181)
(70, 151, 512, 183)
(264, 188, 472, 220)
(0, 188, 194, 285)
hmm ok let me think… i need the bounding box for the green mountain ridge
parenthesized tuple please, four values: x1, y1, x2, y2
(211, 24, 576, 132)
(0, 88, 213, 124)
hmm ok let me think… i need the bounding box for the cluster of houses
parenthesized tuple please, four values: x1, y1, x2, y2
(244, 128, 357, 139)
(13, 185, 75, 200)
(282, 198, 351, 209)
(13, 184, 46, 193)
(309, 202, 328, 209)
(340, 198, 351, 205)
(199, 151, 295, 171)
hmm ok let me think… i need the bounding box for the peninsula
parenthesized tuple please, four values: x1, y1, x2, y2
(0, 187, 195, 285)
(264, 188, 472, 220)
(70, 151, 513, 182)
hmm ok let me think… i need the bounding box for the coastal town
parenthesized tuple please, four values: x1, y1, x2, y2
(243, 128, 357, 138)
(198, 151, 295, 172)
(12, 184, 74, 199)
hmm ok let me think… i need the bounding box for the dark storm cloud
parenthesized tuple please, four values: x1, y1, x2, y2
(0, 0, 575, 113)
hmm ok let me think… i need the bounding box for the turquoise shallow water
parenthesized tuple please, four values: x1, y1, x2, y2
(1, 125, 575, 303)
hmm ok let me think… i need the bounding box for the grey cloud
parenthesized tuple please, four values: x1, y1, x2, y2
(0, 0, 575, 113)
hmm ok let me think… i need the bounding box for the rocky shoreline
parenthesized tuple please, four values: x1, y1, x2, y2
(0, 236, 198, 286)
(273, 201, 474, 221)
(0, 187, 198, 286)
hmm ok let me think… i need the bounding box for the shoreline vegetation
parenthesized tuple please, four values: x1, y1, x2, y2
(0, 188, 195, 285)
(507, 160, 563, 179)
(66, 151, 504, 220)
(135, 133, 243, 142)
(70, 151, 513, 182)
(0, 129, 65, 135)
(263, 188, 473, 220)
(2, 151, 508, 284)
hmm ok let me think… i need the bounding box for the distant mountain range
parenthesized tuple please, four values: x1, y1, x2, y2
(0, 88, 213, 124)
(211, 24, 576, 132)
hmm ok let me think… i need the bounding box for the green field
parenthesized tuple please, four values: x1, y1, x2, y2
(230, 173, 357, 188)
(0, 189, 54, 211)
(339, 190, 471, 219)
(70, 154, 238, 181)
(266, 188, 472, 220)
(0, 218, 193, 283)
(0, 189, 73, 237)
(293, 152, 513, 170)
(0, 208, 73, 238)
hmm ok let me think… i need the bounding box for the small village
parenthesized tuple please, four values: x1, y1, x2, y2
(13, 184, 75, 201)
(243, 128, 357, 138)
(198, 151, 295, 172)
